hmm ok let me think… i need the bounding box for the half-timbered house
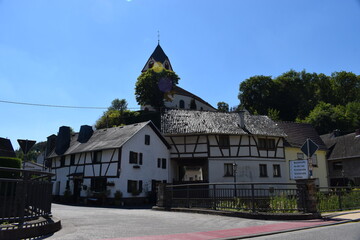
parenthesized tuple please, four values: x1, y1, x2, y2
(46, 121, 170, 203)
(161, 109, 287, 184)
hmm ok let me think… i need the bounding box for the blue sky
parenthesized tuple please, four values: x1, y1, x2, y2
(1, 0, 360, 150)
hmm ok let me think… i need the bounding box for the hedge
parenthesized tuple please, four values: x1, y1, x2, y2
(0, 157, 22, 178)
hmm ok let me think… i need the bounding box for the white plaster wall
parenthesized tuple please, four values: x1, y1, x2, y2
(116, 125, 170, 198)
(208, 158, 288, 184)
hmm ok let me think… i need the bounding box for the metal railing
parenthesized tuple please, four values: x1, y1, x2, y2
(0, 167, 54, 228)
(317, 187, 360, 212)
(166, 182, 306, 213)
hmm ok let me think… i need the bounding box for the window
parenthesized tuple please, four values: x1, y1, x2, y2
(60, 156, 65, 167)
(145, 135, 150, 145)
(91, 178, 107, 192)
(273, 164, 281, 177)
(258, 138, 276, 150)
(259, 164, 268, 177)
(148, 61, 154, 68)
(162, 158, 167, 169)
(333, 161, 343, 171)
(164, 62, 169, 70)
(219, 135, 230, 148)
(297, 153, 304, 159)
(93, 151, 102, 163)
(179, 100, 185, 109)
(127, 180, 143, 194)
(129, 151, 138, 164)
(129, 151, 143, 165)
(224, 163, 234, 177)
(157, 158, 161, 168)
(70, 154, 75, 166)
(311, 154, 318, 166)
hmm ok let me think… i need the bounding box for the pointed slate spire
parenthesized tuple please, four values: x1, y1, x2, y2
(141, 43, 173, 72)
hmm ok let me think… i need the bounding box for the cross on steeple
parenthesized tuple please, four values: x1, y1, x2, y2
(157, 30, 160, 45)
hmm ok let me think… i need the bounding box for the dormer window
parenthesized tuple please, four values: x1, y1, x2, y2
(149, 61, 154, 68)
(164, 62, 169, 70)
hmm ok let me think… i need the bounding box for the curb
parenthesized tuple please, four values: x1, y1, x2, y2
(152, 206, 321, 220)
(0, 216, 61, 240)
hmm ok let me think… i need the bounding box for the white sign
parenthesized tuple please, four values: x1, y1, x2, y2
(290, 159, 309, 180)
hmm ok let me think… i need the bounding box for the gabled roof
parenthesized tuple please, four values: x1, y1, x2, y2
(321, 131, 360, 160)
(161, 110, 286, 137)
(276, 121, 327, 150)
(48, 121, 170, 158)
(0, 137, 16, 158)
(172, 86, 216, 110)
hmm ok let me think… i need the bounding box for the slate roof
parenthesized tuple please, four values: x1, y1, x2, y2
(48, 121, 169, 158)
(161, 110, 286, 137)
(142, 44, 173, 72)
(0, 137, 16, 158)
(276, 121, 327, 150)
(321, 132, 360, 160)
(172, 86, 216, 110)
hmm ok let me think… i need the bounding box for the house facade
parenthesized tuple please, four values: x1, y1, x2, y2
(46, 121, 170, 202)
(321, 130, 360, 186)
(161, 110, 288, 184)
(276, 122, 329, 188)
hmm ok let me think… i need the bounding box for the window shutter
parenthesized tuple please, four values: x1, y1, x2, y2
(139, 180, 143, 192)
(139, 153, 143, 165)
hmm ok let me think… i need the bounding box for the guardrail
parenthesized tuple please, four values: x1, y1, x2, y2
(0, 167, 54, 228)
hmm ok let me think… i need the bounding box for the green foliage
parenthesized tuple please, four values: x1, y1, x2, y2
(95, 109, 140, 129)
(238, 70, 360, 133)
(135, 68, 180, 110)
(217, 102, 229, 112)
(0, 157, 22, 178)
(267, 108, 280, 121)
(317, 189, 360, 212)
(108, 98, 128, 112)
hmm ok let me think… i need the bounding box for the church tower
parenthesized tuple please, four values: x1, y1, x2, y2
(141, 44, 173, 72)
(140, 44, 216, 112)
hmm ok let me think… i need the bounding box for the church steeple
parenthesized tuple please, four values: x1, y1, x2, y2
(141, 44, 173, 72)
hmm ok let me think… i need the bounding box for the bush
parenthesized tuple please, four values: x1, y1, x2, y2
(0, 157, 22, 178)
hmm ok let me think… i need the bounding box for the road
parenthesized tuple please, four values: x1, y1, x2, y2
(43, 204, 359, 240)
(44, 204, 280, 240)
(251, 221, 360, 240)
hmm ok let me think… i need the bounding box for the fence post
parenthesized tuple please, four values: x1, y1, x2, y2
(251, 184, 255, 213)
(212, 184, 217, 210)
(18, 170, 29, 228)
(156, 183, 171, 209)
(186, 185, 190, 208)
(338, 189, 343, 211)
(295, 179, 319, 214)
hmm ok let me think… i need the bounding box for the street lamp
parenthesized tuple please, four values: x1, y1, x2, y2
(233, 162, 238, 197)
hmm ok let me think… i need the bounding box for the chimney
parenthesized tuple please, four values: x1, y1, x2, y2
(238, 110, 246, 129)
(46, 134, 57, 157)
(55, 126, 71, 155)
(77, 125, 94, 143)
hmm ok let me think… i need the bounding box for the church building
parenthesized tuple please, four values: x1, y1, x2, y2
(141, 44, 216, 112)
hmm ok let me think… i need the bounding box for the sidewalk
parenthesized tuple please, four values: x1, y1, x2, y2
(100, 210, 360, 240)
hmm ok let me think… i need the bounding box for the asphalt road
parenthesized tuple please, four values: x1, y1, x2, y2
(251, 221, 360, 240)
(43, 203, 281, 240)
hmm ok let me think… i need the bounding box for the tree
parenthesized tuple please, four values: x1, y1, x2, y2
(238, 75, 276, 115)
(331, 71, 360, 105)
(135, 68, 180, 111)
(217, 102, 229, 112)
(108, 99, 127, 112)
